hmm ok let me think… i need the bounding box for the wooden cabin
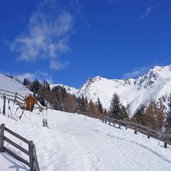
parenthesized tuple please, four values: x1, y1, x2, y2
(24, 94, 37, 112)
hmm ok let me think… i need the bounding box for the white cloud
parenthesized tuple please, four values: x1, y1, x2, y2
(49, 60, 70, 70)
(10, 1, 74, 70)
(140, 4, 160, 19)
(15, 73, 36, 81)
(123, 66, 150, 78)
(140, 7, 152, 19)
(15, 72, 53, 83)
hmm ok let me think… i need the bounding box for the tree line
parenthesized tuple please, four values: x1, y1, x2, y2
(23, 78, 171, 132)
(23, 78, 103, 117)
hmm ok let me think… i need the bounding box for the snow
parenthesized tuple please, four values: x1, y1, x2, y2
(0, 153, 29, 171)
(0, 69, 171, 171)
(50, 84, 79, 95)
(77, 65, 171, 116)
(0, 74, 30, 96)
(0, 105, 171, 171)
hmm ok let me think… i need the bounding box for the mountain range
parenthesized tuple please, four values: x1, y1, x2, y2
(51, 65, 171, 116)
(0, 65, 171, 116)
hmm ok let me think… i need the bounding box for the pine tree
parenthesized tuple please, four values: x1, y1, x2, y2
(23, 78, 31, 89)
(167, 95, 171, 117)
(103, 109, 108, 116)
(30, 79, 41, 95)
(88, 100, 94, 113)
(166, 95, 171, 133)
(97, 98, 103, 114)
(76, 97, 82, 113)
(82, 96, 88, 112)
(109, 94, 127, 120)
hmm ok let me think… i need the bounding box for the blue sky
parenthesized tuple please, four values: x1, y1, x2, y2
(0, 0, 171, 88)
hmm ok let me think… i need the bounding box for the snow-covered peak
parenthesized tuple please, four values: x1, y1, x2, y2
(146, 65, 171, 79)
(136, 65, 171, 89)
(50, 84, 79, 95)
(76, 64, 171, 116)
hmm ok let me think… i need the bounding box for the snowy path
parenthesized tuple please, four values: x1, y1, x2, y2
(0, 108, 171, 171)
(0, 153, 29, 171)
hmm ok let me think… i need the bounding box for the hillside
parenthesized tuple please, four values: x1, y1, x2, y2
(0, 74, 171, 171)
(0, 74, 30, 96)
(0, 109, 171, 171)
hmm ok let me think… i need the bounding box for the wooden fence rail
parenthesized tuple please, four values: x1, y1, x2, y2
(0, 89, 43, 116)
(0, 124, 40, 171)
(102, 115, 171, 148)
(0, 91, 25, 103)
(0, 88, 25, 99)
(80, 112, 171, 149)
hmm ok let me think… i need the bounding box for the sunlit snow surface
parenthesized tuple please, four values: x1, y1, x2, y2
(0, 106, 171, 171)
(0, 74, 30, 96)
(0, 70, 171, 171)
(0, 152, 29, 171)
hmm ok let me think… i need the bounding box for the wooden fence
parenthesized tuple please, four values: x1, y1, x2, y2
(0, 89, 25, 115)
(0, 88, 43, 115)
(80, 112, 171, 149)
(0, 89, 41, 170)
(106, 116, 171, 147)
(0, 88, 25, 102)
(0, 123, 40, 171)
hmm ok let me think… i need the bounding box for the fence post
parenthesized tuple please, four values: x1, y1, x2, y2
(104, 116, 107, 123)
(134, 125, 137, 134)
(109, 118, 111, 126)
(0, 124, 5, 152)
(147, 127, 150, 139)
(125, 123, 128, 130)
(119, 122, 121, 129)
(3, 94, 6, 115)
(163, 134, 167, 148)
(14, 92, 17, 102)
(33, 144, 40, 171)
(164, 141, 167, 148)
(29, 141, 34, 171)
(102, 115, 104, 123)
(113, 120, 115, 127)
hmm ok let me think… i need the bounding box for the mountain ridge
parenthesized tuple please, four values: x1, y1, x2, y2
(51, 65, 171, 116)
(1, 64, 171, 116)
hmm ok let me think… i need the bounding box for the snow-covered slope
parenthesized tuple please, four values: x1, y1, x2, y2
(50, 84, 79, 95)
(0, 105, 171, 171)
(77, 65, 171, 116)
(0, 74, 30, 96)
(0, 71, 171, 171)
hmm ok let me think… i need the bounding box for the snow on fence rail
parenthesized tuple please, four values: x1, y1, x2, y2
(80, 112, 171, 148)
(0, 123, 40, 171)
(0, 88, 25, 102)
